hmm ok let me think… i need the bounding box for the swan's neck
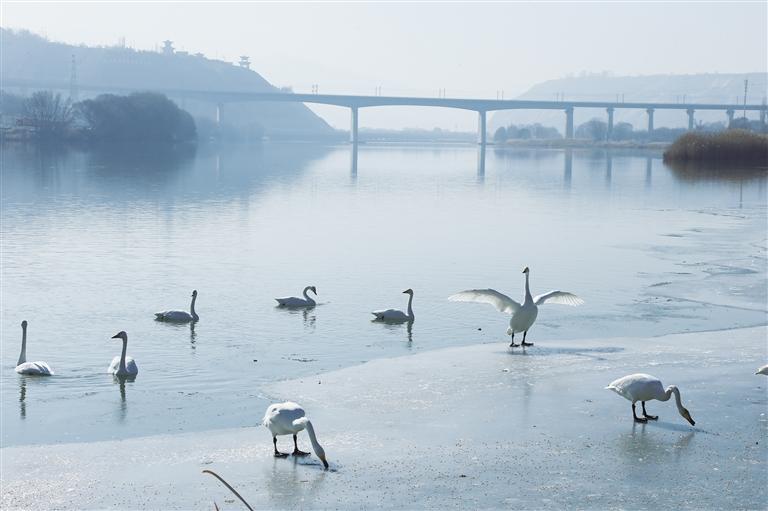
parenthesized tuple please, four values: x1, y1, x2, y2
(406, 293, 414, 319)
(190, 295, 198, 320)
(524, 273, 533, 303)
(303, 419, 325, 459)
(303, 287, 315, 304)
(119, 338, 128, 373)
(662, 386, 685, 414)
(18, 326, 27, 366)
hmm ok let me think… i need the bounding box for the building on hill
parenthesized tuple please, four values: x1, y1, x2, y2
(0, 29, 338, 140)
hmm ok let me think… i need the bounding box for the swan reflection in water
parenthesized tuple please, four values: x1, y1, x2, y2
(113, 373, 136, 422)
(19, 377, 27, 419)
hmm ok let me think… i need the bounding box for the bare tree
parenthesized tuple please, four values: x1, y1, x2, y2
(23, 91, 74, 138)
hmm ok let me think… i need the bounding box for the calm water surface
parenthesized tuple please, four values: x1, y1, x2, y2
(2, 143, 766, 446)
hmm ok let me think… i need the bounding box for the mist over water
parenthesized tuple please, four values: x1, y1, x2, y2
(2, 142, 765, 446)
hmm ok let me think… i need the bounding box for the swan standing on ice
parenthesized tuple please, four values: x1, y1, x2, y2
(606, 373, 695, 425)
(275, 286, 317, 308)
(108, 331, 139, 377)
(15, 320, 53, 376)
(449, 267, 582, 347)
(262, 401, 329, 469)
(756, 364, 768, 375)
(372, 289, 415, 322)
(155, 290, 199, 322)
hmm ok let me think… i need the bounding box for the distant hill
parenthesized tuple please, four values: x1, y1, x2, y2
(490, 72, 768, 133)
(0, 29, 337, 139)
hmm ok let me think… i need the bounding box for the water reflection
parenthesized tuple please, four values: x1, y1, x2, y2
(350, 143, 358, 182)
(265, 454, 327, 508)
(618, 421, 695, 465)
(19, 377, 27, 419)
(190, 322, 197, 352)
(605, 153, 613, 187)
(645, 157, 653, 188)
(113, 374, 135, 423)
(563, 149, 573, 190)
(477, 144, 486, 181)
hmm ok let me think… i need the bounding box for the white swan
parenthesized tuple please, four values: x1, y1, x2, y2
(606, 373, 695, 425)
(372, 289, 415, 322)
(15, 320, 53, 376)
(756, 364, 768, 375)
(262, 401, 328, 469)
(155, 290, 199, 322)
(448, 267, 582, 347)
(108, 331, 139, 377)
(275, 286, 317, 308)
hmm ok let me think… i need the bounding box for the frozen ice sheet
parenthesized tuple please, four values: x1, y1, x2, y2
(2, 327, 766, 509)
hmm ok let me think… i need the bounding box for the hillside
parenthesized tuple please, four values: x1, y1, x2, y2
(490, 72, 768, 133)
(0, 29, 337, 139)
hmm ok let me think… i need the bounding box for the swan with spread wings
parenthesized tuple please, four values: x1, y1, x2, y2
(449, 267, 583, 347)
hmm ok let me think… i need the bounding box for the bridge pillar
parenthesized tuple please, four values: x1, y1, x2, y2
(686, 109, 695, 130)
(350, 106, 359, 144)
(646, 108, 654, 133)
(477, 110, 487, 145)
(761, 107, 766, 125)
(726, 109, 734, 126)
(564, 107, 574, 139)
(606, 107, 614, 141)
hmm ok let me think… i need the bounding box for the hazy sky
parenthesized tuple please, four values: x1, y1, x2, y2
(3, 1, 766, 130)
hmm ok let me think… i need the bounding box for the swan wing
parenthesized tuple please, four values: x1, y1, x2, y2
(125, 357, 139, 375)
(16, 361, 53, 376)
(534, 291, 584, 307)
(156, 310, 192, 321)
(448, 289, 521, 314)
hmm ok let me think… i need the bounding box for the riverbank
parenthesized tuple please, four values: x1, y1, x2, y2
(3, 326, 765, 510)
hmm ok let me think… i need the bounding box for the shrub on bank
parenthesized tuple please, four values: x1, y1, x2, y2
(663, 129, 768, 166)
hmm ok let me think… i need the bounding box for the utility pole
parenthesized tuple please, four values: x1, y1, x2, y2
(743, 79, 748, 119)
(69, 54, 79, 102)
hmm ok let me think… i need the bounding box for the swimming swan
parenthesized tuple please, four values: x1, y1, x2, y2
(262, 401, 328, 469)
(372, 289, 415, 322)
(756, 364, 768, 375)
(15, 320, 53, 376)
(155, 290, 199, 322)
(606, 373, 695, 425)
(449, 267, 582, 347)
(108, 331, 139, 377)
(276, 286, 317, 308)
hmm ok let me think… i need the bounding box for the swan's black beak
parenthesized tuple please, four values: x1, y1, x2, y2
(321, 457, 329, 470)
(111, 333, 121, 339)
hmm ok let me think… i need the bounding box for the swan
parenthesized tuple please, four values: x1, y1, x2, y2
(448, 267, 582, 347)
(108, 331, 139, 377)
(155, 290, 199, 322)
(275, 286, 317, 308)
(756, 364, 768, 375)
(262, 401, 328, 469)
(15, 320, 53, 376)
(372, 289, 415, 322)
(606, 373, 695, 425)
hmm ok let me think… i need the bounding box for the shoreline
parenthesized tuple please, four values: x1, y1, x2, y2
(3, 325, 766, 509)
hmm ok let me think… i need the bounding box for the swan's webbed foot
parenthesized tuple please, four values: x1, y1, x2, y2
(509, 341, 520, 347)
(293, 449, 311, 457)
(274, 451, 289, 458)
(632, 403, 648, 423)
(521, 341, 534, 347)
(641, 402, 658, 420)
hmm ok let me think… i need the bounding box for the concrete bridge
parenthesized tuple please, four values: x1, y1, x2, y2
(5, 79, 767, 143)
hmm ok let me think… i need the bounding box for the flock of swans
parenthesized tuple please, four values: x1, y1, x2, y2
(12, 266, 767, 471)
